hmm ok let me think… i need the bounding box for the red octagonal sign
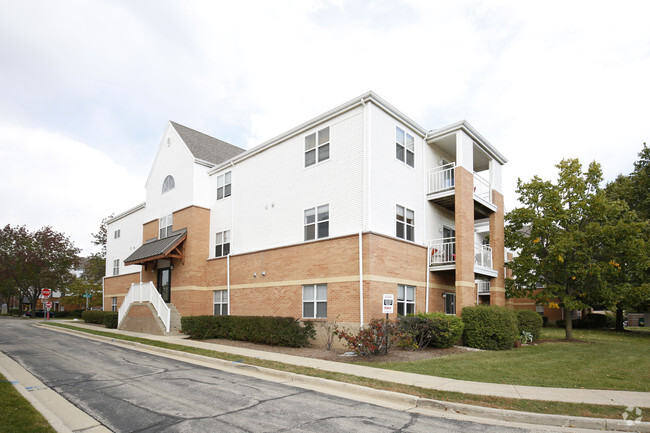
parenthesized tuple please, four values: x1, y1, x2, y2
(45, 301, 53, 309)
(41, 288, 51, 298)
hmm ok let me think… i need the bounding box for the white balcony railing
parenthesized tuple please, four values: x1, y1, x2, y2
(428, 163, 455, 195)
(118, 282, 170, 332)
(477, 280, 490, 294)
(430, 237, 456, 265)
(474, 243, 493, 269)
(473, 172, 492, 203)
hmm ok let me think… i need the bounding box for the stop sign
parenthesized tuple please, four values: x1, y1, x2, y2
(45, 301, 52, 309)
(41, 288, 51, 298)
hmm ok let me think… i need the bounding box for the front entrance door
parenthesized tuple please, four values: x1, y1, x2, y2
(157, 268, 171, 303)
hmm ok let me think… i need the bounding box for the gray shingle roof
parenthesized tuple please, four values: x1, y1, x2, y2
(124, 229, 187, 265)
(170, 121, 245, 165)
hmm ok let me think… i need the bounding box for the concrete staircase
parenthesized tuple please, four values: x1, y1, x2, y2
(167, 303, 182, 335)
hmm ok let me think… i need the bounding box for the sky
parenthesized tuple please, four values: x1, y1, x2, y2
(1, 0, 649, 255)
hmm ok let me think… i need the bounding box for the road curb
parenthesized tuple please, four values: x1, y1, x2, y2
(44, 324, 650, 432)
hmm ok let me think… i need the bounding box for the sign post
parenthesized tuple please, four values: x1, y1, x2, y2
(45, 301, 52, 320)
(382, 294, 394, 354)
(41, 289, 51, 321)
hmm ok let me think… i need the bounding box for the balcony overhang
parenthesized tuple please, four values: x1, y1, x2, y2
(124, 229, 187, 267)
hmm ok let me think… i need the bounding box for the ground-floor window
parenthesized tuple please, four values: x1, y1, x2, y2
(303, 284, 327, 318)
(111, 297, 117, 312)
(213, 290, 228, 316)
(443, 293, 456, 315)
(397, 284, 415, 316)
(536, 305, 544, 314)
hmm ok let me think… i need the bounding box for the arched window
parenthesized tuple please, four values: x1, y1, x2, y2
(162, 175, 175, 193)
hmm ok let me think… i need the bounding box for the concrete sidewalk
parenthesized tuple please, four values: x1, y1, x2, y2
(54, 321, 650, 408)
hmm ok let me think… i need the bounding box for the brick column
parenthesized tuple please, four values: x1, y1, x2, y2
(454, 167, 475, 314)
(489, 190, 506, 306)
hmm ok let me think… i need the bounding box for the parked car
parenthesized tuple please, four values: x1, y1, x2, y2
(33, 310, 55, 318)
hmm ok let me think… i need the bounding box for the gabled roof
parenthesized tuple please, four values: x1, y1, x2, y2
(170, 121, 246, 166)
(124, 229, 187, 265)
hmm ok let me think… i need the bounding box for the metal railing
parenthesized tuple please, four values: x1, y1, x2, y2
(476, 280, 490, 294)
(473, 172, 492, 203)
(430, 237, 456, 265)
(118, 282, 170, 332)
(428, 163, 455, 195)
(474, 242, 493, 269)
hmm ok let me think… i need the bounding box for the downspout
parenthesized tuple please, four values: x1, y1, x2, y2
(227, 255, 231, 315)
(359, 97, 368, 328)
(425, 244, 430, 313)
(422, 131, 429, 313)
(228, 160, 235, 315)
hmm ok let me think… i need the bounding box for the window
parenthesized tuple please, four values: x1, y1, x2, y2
(304, 126, 330, 167)
(213, 290, 228, 316)
(396, 126, 414, 167)
(397, 284, 415, 316)
(114, 229, 120, 239)
(444, 293, 456, 315)
(396, 205, 414, 241)
(304, 205, 329, 241)
(217, 171, 232, 200)
(159, 214, 173, 238)
(162, 175, 175, 193)
(215, 230, 231, 257)
(112, 259, 119, 276)
(111, 297, 117, 312)
(303, 284, 327, 318)
(536, 305, 544, 314)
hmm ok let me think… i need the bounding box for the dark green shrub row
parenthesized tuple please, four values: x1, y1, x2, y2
(398, 312, 463, 349)
(555, 313, 611, 330)
(55, 309, 84, 318)
(462, 306, 519, 350)
(82, 310, 118, 328)
(515, 310, 543, 340)
(181, 315, 316, 347)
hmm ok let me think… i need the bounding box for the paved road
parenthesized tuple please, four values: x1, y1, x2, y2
(0, 320, 557, 432)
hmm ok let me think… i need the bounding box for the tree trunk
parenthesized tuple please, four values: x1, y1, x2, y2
(615, 304, 625, 332)
(564, 308, 573, 339)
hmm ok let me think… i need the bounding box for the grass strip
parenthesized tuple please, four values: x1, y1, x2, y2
(0, 373, 56, 433)
(47, 323, 646, 421)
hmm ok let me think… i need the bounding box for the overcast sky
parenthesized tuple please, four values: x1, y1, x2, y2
(1, 0, 649, 255)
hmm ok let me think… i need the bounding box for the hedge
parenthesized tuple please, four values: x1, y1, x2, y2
(515, 310, 543, 341)
(82, 310, 118, 329)
(398, 312, 463, 349)
(556, 313, 610, 330)
(462, 305, 519, 350)
(55, 309, 84, 318)
(181, 315, 316, 347)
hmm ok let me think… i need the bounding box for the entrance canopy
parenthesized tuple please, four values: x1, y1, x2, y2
(124, 229, 187, 266)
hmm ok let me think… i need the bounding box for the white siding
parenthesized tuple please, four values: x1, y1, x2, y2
(212, 106, 365, 254)
(105, 207, 144, 277)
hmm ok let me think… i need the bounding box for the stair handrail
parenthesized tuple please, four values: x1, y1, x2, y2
(117, 282, 171, 332)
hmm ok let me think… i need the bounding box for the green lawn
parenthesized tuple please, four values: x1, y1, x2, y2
(356, 328, 650, 391)
(0, 374, 56, 433)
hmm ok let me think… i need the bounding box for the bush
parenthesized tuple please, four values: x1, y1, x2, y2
(462, 306, 519, 350)
(556, 319, 566, 328)
(181, 315, 316, 348)
(56, 309, 84, 318)
(334, 318, 399, 356)
(103, 312, 118, 329)
(542, 316, 549, 327)
(515, 310, 543, 341)
(82, 310, 107, 324)
(585, 313, 608, 329)
(398, 313, 463, 350)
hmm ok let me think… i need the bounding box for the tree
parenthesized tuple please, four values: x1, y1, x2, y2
(505, 159, 620, 339)
(82, 215, 113, 285)
(0, 225, 79, 316)
(63, 276, 103, 310)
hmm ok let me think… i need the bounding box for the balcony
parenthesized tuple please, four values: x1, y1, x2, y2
(429, 239, 498, 277)
(476, 280, 490, 294)
(427, 163, 497, 217)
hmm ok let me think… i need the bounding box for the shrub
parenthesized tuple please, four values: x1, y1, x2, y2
(334, 318, 399, 356)
(542, 316, 549, 327)
(462, 305, 519, 350)
(181, 315, 316, 347)
(56, 309, 84, 318)
(398, 312, 463, 350)
(103, 312, 118, 328)
(585, 313, 608, 329)
(556, 319, 566, 328)
(515, 310, 543, 341)
(82, 310, 106, 324)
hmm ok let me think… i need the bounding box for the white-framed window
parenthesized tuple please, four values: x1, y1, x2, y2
(215, 230, 231, 257)
(396, 126, 414, 167)
(112, 259, 119, 276)
(213, 290, 228, 316)
(162, 175, 175, 193)
(217, 171, 232, 200)
(303, 284, 327, 318)
(304, 205, 329, 241)
(159, 214, 173, 238)
(444, 293, 456, 315)
(111, 297, 117, 312)
(396, 205, 414, 241)
(397, 284, 415, 316)
(114, 229, 120, 239)
(304, 126, 330, 167)
(536, 305, 544, 314)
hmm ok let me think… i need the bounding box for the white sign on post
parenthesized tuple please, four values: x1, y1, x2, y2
(382, 294, 394, 314)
